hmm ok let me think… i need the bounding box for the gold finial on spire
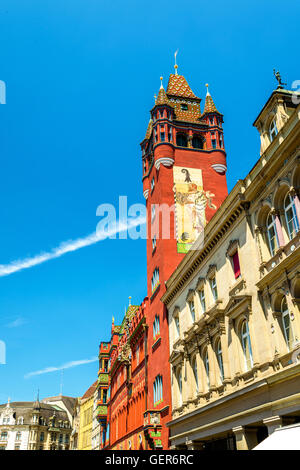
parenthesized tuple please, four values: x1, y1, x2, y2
(160, 76, 163, 89)
(174, 49, 179, 75)
(205, 83, 211, 96)
(112, 316, 114, 324)
(129, 296, 131, 306)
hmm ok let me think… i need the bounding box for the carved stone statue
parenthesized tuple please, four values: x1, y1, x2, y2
(273, 69, 286, 89)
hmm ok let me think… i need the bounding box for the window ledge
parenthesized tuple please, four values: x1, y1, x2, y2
(152, 336, 161, 350)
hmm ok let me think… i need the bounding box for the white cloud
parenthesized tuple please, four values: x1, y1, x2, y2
(6, 317, 27, 328)
(0, 216, 146, 278)
(24, 356, 98, 379)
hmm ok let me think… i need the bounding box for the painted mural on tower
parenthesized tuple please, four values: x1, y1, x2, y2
(173, 166, 216, 253)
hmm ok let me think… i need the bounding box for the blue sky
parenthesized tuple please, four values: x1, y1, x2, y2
(0, 0, 299, 402)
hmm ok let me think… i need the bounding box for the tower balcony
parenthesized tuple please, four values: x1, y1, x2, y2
(97, 372, 109, 385)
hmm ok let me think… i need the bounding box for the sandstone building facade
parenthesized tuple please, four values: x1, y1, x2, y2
(162, 85, 300, 450)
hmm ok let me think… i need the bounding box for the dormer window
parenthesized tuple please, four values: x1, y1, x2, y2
(269, 118, 278, 142)
(180, 103, 188, 111)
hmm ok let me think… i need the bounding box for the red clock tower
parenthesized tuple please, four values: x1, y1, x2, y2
(140, 66, 228, 449)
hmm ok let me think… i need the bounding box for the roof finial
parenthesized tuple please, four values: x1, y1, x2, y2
(129, 296, 131, 306)
(273, 69, 286, 89)
(174, 49, 179, 75)
(154, 93, 157, 103)
(6, 397, 10, 407)
(205, 83, 211, 96)
(160, 76, 164, 89)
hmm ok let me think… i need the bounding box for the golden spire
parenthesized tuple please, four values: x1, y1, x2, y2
(160, 76, 164, 89)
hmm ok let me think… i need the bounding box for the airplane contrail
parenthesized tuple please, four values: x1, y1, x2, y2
(0, 216, 146, 278)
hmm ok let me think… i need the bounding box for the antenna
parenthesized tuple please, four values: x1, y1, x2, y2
(60, 369, 64, 397)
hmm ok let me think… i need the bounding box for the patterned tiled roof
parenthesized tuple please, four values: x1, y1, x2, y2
(166, 74, 198, 99)
(155, 86, 174, 106)
(145, 119, 153, 140)
(202, 92, 220, 114)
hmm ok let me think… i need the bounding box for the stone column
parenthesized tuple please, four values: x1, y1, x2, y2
(232, 425, 258, 450)
(263, 415, 282, 435)
(184, 354, 194, 402)
(220, 331, 231, 382)
(271, 209, 285, 247)
(207, 340, 217, 390)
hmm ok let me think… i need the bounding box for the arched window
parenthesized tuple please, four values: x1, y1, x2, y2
(284, 193, 299, 240)
(240, 320, 253, 371)
(269, 118, 278, 142)
(177, 369, 183, 406)
(216, 338, 224, 382)
(281, 297, 294, 351)
(176, 133, 188, 147)
(267, 212, 279, 256)
(203, 349, 210, 388)
(192, 357, 199, 393)
(192, 135, 203, 149)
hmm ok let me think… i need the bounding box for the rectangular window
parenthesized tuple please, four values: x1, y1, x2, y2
(199, 289, 206, 313)
(210, 276, 218, 301)
(152, 235, 157, 251)
(151, 268, 159, 293)
(232, 251, 241, 279)
(153, 315, 160, 339)
(211, 139, 216, 149)
(181, 103, 188, 111)
(160, 132, 165, 142)
(189, 300, 196, 323)
(174, 315, 180, 338)
(151, 177, 155, 191)
(151, 205, 156, 222)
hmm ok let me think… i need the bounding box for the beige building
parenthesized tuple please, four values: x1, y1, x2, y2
(162, 84, 300, 450)
(0, 396, 75, 450)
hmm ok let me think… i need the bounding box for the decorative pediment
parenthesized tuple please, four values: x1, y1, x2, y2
(196, 277, 205, 291)
(172, 305, 180, 317)
(224, 294, 252, 320)
(226, 239, 239, 258)
(186, 289, 195, 302)
(206, 264, 217, 280)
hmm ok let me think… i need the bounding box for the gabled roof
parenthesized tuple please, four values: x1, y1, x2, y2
(166, 74, 198, 99)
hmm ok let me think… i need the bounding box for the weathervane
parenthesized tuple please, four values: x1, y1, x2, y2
(174, 49, 179, 75)
(273, 69, 286, 89)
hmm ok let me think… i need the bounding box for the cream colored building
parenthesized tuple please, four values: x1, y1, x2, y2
(162, 84, 300, 450)
(0, 397, 74, 450)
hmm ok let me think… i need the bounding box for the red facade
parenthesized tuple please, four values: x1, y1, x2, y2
(98, 70, 228, 450)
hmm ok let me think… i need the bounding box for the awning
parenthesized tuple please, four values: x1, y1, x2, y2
(253, 423, 300, 450)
